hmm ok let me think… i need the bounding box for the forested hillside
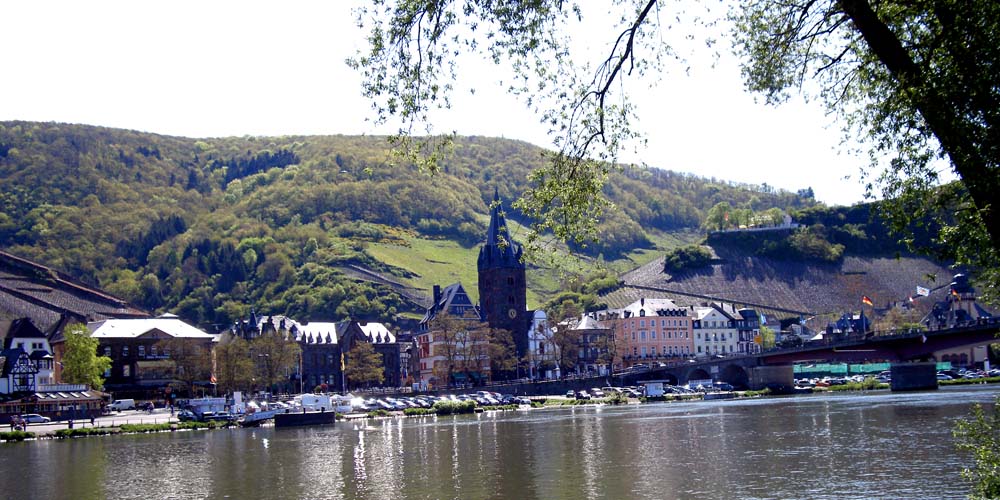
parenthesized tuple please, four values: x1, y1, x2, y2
(0, 121, 817, 330)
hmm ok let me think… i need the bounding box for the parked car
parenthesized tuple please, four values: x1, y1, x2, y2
(565, 390, 575, 398)
(20, 414, 50, 424)
(590, 388, 605, 398)
(713, 382, 734, 392)
(936, 373, 953, 380)
(177, 410, 197, 422)
(575, 391, 591, 400)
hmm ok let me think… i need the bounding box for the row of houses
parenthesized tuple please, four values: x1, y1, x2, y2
(559, 298, 764, 377)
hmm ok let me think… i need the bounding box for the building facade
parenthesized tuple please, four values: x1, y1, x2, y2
(88, 314, 216, 398)
(614, 298, 694, 367)
(691, 304, 738, 357)
(477, 189, 531, 357)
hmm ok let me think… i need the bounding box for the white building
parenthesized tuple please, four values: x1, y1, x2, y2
(1, 318, 56, 393)
(691, 304, 739, 357)
(527, 310, 559, 380)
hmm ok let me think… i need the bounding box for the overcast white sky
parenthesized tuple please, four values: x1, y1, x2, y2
(1, 1, 870, 206)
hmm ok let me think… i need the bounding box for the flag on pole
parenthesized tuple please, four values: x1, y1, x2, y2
(951, 288, 961, 300)
(916, 286, 930, 297)
(908, 295, 915, 303)
(210, 374, 217, 384)
(861, 295, 874, 306)
(340, 352, 346, 371)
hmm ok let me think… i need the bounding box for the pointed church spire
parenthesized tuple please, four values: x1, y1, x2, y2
(486, 187, 507, 247)
(479, 188, 523, 270)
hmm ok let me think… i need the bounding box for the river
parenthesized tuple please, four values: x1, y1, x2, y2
(3, 385, 997, 500)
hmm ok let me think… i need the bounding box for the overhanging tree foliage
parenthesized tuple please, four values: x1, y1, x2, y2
(353, 0, 999, 299)
(732, 0, 1000, 301)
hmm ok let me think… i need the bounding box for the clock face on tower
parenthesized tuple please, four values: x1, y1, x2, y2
(508, 308, 517, 319)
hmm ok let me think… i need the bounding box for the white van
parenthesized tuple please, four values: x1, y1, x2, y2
(109, 399, 136, 411)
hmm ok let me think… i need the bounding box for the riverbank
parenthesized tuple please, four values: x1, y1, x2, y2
(6, 378, 998, 444)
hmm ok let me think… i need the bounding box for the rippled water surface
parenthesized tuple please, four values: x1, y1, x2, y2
(3, 385, 997, 499)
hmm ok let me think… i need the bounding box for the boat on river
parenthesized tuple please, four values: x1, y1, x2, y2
(238, 409, 278, 427)
(273, 408, 335, 427)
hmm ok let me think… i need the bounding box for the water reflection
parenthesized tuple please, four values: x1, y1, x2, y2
(1, 386, 997, 499)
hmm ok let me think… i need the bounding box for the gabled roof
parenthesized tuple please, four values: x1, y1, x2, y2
(0, 347, 32, 377)
(420, 282, 480, 325)
(88, 314, 214, 339)
(574, 315, 608, 331)
(359, 323, 396, 344)
(621, 298, 684, 318)
(296, 322, 339, 345)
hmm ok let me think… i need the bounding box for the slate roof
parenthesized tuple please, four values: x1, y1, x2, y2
(420, 282, 480, 326)
(573, 315, 609, 331)
(618, 298, 685, 318)
(88, 314, 214, 339)
(0, 250, 149, 336)
(295, 322, 339, 345)
(477, 189, 524, 271)
(358, 322, 396, 344)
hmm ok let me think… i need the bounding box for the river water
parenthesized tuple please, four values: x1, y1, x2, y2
(3, 385, 997, 500)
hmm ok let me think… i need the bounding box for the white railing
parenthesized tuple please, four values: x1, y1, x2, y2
(38, 383, 88, 392)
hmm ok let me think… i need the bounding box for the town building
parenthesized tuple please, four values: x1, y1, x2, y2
(613, 298, 694, 367)
(416, 282, 483, 387)
(691, 303, 739, 357)
(477, 189, 532, 357)
(88, 314, 216, 399)
(229, 313, 405, 392)
(924, 274, 995, 367)
(1, 317, 106, 422)
(571, 314, 613, 376)
(338, 321, 402, 388)
(526, 310, 558, 380)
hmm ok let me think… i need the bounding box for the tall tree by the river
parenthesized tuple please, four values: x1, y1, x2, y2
(60, 323, 112, 391)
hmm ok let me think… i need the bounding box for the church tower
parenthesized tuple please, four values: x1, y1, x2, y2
(477, 189, 529, 357)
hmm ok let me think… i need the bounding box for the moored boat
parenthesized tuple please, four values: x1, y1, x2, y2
(274, 409, 335, 427)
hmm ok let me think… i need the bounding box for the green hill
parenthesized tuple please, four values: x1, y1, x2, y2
(0, 121, 823, 329)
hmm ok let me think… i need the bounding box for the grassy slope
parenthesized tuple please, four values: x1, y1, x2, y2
(367, 224, 702, 311)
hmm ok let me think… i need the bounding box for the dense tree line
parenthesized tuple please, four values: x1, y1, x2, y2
(218, 148, 300, 184)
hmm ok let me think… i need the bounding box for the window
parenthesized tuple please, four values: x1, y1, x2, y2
(651, 331, 656, 340)
(104, 346, 111, 357)
(138, 345, 146, 357)
(122, 346, 129, 357)
(640, 319, 645, 327)
(641, 346, 647, 356)
(150, 345, 158, 357)
(661, 319, 667, 327)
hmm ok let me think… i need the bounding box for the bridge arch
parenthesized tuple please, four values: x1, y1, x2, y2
(687, 368, 711, 384)
(719, 364, 750, 390)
